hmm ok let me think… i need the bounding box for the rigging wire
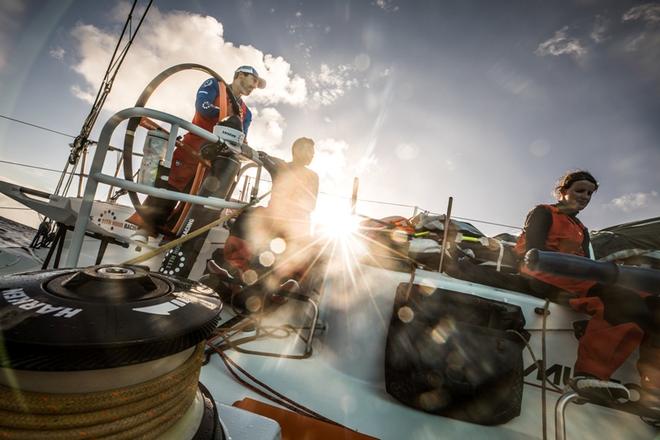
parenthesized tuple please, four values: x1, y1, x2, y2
(61, 0, 153, 196)
(453, 216, 522, 230)
(0, 114, 76, 138)
(418, 208, 522, 230)
(0, 159, 86, 176)
(0, 115, 140, 157)
(358, 198, 416, 208)
(69, 0, 150, 150)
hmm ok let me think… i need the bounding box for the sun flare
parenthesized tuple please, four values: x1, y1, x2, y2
(311, 200, 360, 240)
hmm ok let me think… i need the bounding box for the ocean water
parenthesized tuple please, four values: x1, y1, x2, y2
(0, 216, 37, 248)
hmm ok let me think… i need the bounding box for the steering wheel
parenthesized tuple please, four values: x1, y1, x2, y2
(121, 63, 241, 220)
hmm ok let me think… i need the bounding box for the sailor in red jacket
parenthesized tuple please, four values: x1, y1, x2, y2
(516, 170, 660, 419)
(129, 65, 266, 240)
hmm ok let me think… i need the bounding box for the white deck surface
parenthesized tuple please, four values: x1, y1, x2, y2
(199, 265, 656, 440)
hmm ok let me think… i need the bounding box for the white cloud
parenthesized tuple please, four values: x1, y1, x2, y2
(295, 41, 312, 58)
(70, 4, 308, 121)
(0, 0, 26, 71)
(624, 33, 648, 52)
(616, 6, 660, 85)
(535, 27, 587, 59)
(373, 0, 399, 12)
(49, 47, 66, 61)
(307, 64, 359, 107)
(623, 4, 660, 24)
(605, 191, 659, 212)
(254, 54, 307, 106)
(245, 107, 285, 150)
(590, 15, 609, 43)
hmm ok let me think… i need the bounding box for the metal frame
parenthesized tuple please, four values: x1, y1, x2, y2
(554, 391, 580, 440)
(66, 107, 251, 267)
(230, 291, 321, 360)
(279, 291, 320, 357)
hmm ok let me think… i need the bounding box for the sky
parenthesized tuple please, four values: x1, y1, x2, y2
(0, 0, 659, 236)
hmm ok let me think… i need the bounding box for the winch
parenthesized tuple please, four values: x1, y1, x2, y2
(0, 264, 224, 439)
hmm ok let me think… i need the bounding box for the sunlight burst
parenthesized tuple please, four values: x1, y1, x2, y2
(312, 200, 361, 241)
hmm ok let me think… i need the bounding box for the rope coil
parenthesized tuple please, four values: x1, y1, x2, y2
(0, 343, 204, 439)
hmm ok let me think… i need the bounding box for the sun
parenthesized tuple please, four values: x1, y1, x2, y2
(311, 199, 361, 240)
(316, 211, 361, 239)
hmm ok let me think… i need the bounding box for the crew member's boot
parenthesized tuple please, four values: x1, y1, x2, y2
(569, 375, 630, 405)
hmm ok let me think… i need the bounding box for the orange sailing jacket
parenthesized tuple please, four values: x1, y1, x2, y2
(168, 79, 248, 191)
(516, 204, 595, 295)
